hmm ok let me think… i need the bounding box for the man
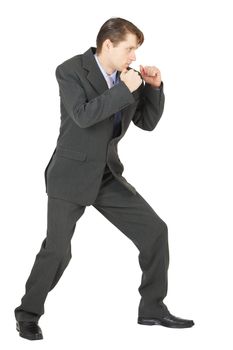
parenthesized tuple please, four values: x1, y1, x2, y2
(14, 17, 194, 340)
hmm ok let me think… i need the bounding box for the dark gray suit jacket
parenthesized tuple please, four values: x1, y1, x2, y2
(44, 47, 165, 205)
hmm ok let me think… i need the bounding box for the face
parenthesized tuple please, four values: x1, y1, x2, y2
(106, 33, 139, 71)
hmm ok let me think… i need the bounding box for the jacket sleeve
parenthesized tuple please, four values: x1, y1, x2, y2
(132, 81, 165, 131)
(55, 65, 135, 128)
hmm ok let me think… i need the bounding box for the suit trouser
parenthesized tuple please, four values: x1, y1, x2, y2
(14, 165, 170, 322)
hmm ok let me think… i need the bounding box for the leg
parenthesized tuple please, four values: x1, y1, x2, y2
(93, 170, 170, 318)
(14, 196, 86, 322)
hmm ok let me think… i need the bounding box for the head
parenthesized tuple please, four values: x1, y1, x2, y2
(96, 17, 144, 72)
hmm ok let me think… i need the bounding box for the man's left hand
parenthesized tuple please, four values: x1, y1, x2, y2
(140, 65, 162, 88)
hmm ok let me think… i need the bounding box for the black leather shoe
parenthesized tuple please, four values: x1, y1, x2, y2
(138, 313, 194, 328)
(16, 321, 43, 340)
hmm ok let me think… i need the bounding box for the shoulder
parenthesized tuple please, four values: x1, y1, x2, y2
(55, 54, 82, 74)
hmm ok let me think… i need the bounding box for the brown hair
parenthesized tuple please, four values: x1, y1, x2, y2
(96, 17, 144, 54)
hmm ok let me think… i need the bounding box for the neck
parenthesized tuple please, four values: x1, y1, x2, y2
(96, 52, 116, 75)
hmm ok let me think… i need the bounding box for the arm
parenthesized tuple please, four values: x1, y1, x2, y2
(132, 81, 165, 131)
(55, 65, 135, 128)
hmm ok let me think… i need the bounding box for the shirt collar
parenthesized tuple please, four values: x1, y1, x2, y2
(94, 54, 117, 82)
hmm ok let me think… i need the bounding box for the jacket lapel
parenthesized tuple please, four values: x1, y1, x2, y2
(82, 47, 108, 94)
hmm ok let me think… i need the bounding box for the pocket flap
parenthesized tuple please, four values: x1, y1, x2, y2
(55, 146, 87, 161)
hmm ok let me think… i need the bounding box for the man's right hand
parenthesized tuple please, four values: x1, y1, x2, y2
(120, 69, 143, 92)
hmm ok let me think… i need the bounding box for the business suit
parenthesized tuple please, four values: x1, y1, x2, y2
(14, 47, 170, 322)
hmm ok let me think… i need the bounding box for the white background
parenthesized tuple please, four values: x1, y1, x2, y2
(1, 0, 233, 348)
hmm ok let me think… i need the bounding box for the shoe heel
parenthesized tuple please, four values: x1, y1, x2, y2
(138, 318, 160, 326)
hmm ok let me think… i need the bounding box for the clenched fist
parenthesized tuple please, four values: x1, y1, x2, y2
(120, 69, 142, 93)
(140, 65, 162, 88)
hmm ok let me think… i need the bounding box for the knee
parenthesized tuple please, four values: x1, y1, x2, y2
(159, 220, 168, 242)
(160, 220, 168, 236)
(151, 219, 168, 244)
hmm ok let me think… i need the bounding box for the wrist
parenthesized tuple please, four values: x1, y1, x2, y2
(151, 83, 161, 89)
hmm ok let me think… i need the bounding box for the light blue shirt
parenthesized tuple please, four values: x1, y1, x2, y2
(94, 54, 118, 85)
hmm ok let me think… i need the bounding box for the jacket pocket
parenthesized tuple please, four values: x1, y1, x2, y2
(55, 145, 87, 161)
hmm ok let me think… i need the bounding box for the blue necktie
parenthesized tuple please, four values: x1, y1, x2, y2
(107, 75, 122, 138)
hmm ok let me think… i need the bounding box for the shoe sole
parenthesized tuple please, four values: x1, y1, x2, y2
(137, 319, 194, 328)
(16, 323, 43, 340)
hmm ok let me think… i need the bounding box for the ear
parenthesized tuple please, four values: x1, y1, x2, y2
(104, 39, 113, 50)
